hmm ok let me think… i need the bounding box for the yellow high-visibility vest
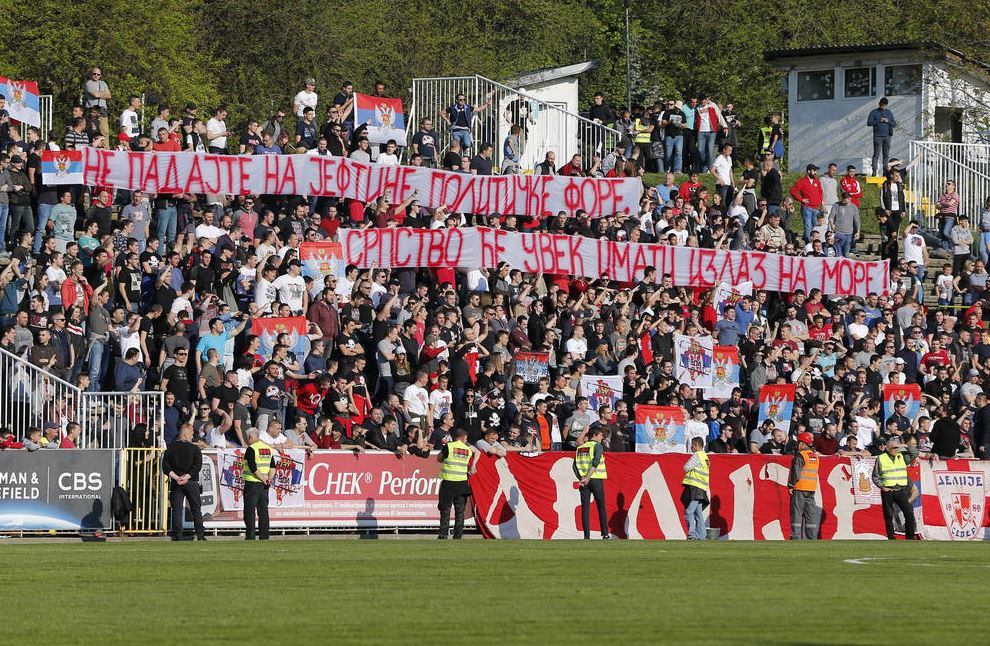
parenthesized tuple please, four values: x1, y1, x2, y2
(878, 452, 908, 487)
(242, 441, 272, 483)
(575, 440, 607, 479)
(682, 450, 710, 491)
(440, 441, 472, 482)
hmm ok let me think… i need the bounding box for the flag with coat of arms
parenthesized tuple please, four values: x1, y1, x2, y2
(41, 150, 84, 185)
(0, 77, 41, 127)
(355, 93, 406, 144)
(635, 405, 686, 454)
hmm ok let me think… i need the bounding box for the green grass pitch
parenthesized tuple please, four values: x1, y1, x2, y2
(3, 539, 986, 644)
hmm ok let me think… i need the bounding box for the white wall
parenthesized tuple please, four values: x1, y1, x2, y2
(783, 53, 928, 174)
(923, 65, 990, 143)
(497, 77, 581, 169)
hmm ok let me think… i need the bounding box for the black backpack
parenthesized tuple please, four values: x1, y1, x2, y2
(111, 485, 133, 527)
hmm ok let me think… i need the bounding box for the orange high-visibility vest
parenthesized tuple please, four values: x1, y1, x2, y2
(793, 450, 819, 492)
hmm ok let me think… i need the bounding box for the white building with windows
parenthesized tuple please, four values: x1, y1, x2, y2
(765, 42, 990, 174)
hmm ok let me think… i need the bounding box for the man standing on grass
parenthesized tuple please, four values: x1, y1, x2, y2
(787, 431, 820, 540)
(161, 423, 206, 541)
(681, 436, 710, 540)
(872, 435, 918, 540)
(242, 428, 276, 540)
(437, 427, 478, 539)
(574, 427, 612, 539)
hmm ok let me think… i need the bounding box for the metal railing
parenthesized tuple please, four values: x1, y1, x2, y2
(409, 75, 621, 173)
(0, 345, 165, 448)
(119, 447, 169, 535)
(19, 94, 54, 141)
(907, 140, 990, 229)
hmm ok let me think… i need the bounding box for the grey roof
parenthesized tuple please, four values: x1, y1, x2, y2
(506, 61, 599, 87)
(764, 42, 989, 71)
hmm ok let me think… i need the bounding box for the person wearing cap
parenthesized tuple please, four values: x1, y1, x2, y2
(872, 434, 917, 539)
(294, 77, 318, 118)
(789, 163, 824, 244)
(787, 431, 820, 540)
(867, 97, 896, 176)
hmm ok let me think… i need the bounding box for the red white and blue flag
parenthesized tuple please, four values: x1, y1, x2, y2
(882, 383, 922, 422)
(1, 77, 41, 127)
(635, 405, 686, 454)
(41, 150, 83, 185)
(354, 93, 406, 145)
(757, 384, 796, 434)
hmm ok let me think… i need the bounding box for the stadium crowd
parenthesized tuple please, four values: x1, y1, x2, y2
(0, 67, 988, 466)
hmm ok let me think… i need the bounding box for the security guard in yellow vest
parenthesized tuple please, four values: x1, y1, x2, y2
(242, 428, 276, 540)
(574, 427, 612, 539)
(437, 428, 479, 539)
(681, 436, 710, 540)
(787, 432, 820, 540)
(872, 435, 918, 540)
(633, 111, 654, 162)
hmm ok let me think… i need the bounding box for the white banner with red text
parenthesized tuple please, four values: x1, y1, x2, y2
(470, 454, 990, 540)
(197, 449, 472, 529)
(57, 148, 642, 218)
(339, 227, 888, 296)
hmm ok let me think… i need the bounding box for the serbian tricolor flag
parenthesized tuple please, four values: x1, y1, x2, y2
(705, 346, 740, 400)
(299, 241, 345, 282)
(634, 405, 686, 454)
(757, 383, 796, 435)
(252, 316, 308, 359)
(42, 150, 84, 185)
(882, 383, 922, 422)
(354, 93, 406, 145)
(0, 77, 41, 127)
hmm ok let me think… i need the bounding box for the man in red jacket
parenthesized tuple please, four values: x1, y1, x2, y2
(840, 165, 863, 207)
(790, 164, 824, 243)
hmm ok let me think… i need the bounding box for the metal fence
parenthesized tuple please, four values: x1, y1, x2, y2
(907, 140, 990, 229)
(19, 94, 54, 141)
(119, 448, 169, 535)
(0, 346, 165, 448)
(409, 75, 621, 173)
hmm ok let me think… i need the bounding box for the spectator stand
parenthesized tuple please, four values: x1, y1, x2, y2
(409, 69, 620, 172)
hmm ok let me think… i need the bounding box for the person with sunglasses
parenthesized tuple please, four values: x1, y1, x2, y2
(439, 90, 494, 152)
(82, 67, 111, 143)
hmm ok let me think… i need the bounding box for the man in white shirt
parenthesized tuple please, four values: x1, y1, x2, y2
(272, 260, 308, 315)
(429, 375, 453, 423)
(206, 106, 230, 154)
(119, 95, 141, 142)
(854, 409, 878, 448)
(294, 78, 318, 117)
(684, 407, 710, 453)
(710, 142, 735, 205)
(194, 210, 226, 243)
(564, 325, 589, 361)
(259, 419, 290, 447)
(903, 221, 929, 281)
(403, 371, 431, 430)
(820, 163, 839, 215)
(253, 265, 278, 315)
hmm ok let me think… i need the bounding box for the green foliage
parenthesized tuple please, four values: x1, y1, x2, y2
(0, 0, 985, 145)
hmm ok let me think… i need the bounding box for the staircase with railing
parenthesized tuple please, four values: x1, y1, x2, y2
(907, 141, 990, 229)
(0, 346, 165, 449)
(408, 75, 622, 173)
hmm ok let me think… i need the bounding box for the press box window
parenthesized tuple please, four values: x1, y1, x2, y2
(844, 67, 876, 98)
(884, 65, 922, 95)
(797, 70, 834, 102)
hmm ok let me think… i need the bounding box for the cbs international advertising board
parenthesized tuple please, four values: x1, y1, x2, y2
(195, 449, 471, 529)
(0, 450, 114, 531)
